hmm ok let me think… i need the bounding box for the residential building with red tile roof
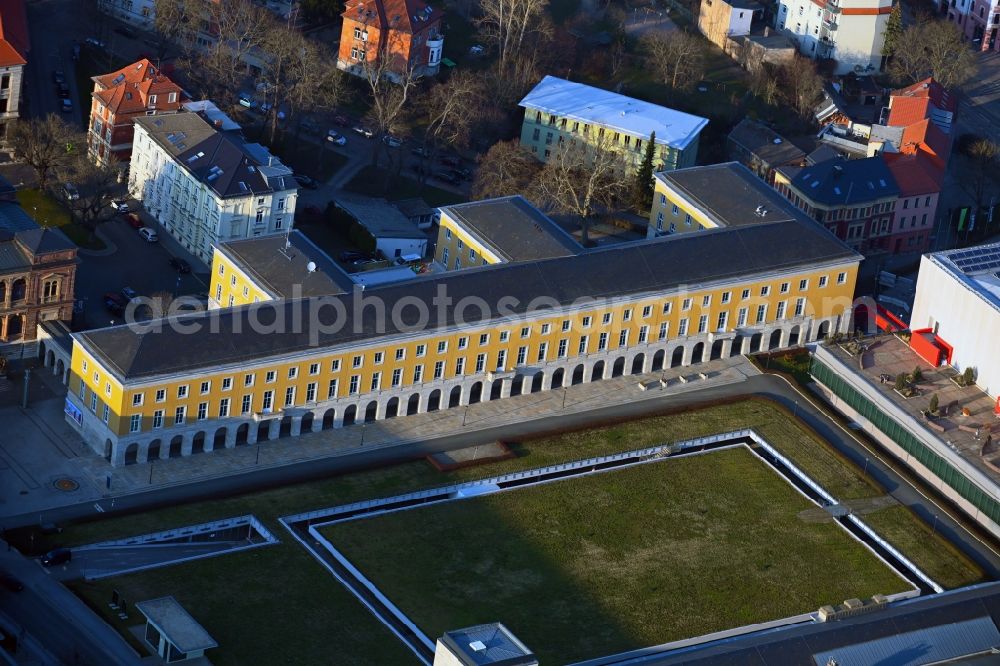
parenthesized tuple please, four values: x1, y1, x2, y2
(0, 0, 28, 144)
(337, 0, 445, 79)
(88, 59, 186, 165)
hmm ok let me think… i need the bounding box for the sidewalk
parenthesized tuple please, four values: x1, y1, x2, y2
(1, 356, 758, 523)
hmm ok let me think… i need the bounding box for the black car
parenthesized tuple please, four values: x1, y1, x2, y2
(169, 257, 192, 274)
(52, 70, 65, 84)
(103, 292, 127, 316)
(339, 250, 367, 263)
(294, 174, 318, 189)
(434, 170, 460, 185)
(41, 547, 71, 567)
(411, 147, 431, 158)
(114, 25, 136, 38)
(448, 168, 471, 181)
(0, 571, 23, 592)
(57, 83, 70, 99)
(440, 155, 461, 168)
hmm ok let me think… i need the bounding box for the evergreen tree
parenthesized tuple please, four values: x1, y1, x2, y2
(881, 3, 903, 57)
(632, 131, 656, 211)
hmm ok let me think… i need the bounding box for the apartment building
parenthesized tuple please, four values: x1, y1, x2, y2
(698, 0, 761, 50)
(128, 110, 298, 265)
(519, 76, 708, 173)
(0, 0, 28, 145)
(726, 119, 807, 185)
(774, 156, 905, 253)
(64, 193, 859, 465)
(337, 0, 444, 79)
(88, 59, 186, 165)
(434, 196, 582, 271)
(775, 0, 892, 74)
(932, 0, 1000, 50)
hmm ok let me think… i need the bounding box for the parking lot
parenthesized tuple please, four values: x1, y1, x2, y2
(73, 211, 207, 330)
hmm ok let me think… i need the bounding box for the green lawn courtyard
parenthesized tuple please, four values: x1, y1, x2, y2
(56, 399, 984, 665)
(15, 188, 104, 250)
(323, 446, 911, 663)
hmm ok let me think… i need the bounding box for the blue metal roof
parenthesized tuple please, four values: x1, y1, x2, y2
(811, 615, 1000, 666)
(440, 623, 536, 666)
(786, 156, 899, 206)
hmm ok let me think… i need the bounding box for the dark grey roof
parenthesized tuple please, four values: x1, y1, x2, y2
(439, 196, 582, 262)
(393, 197, 434, 218)
(15, 227, 76, 254)
(657, 162, 803, 227)
(780, 156, 899, 206)
(218, 230, 354, 299)
(0, 238, 28, 271)
(637, 582, 1000, 666)
(439, 623, 535, 666)
(136, 597, 217, 654)
(76, 217, 859, 381)
(0, 200, 39, 234)
(135, 112, 294, 199)
(335, 194, 427, 240)
(727, 119, 805, 168)
(806, 145, 840, 166)
(725, 0, 762, 10)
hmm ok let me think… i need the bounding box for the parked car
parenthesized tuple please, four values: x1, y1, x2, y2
(326, 130, 347, 145)
(109, 200, 129, 213)
(352, 258, 380, 268)
(238, 92, 257, 109)
(62, 183, 79, 201)
(339, 250, 367, 263)
(293, 174, 318, 189)
(125, 212, 142, 229)
(84, 37, 105, 49)
(411, 146, 431, 158)
(0, 572, 23, 592)
(52, 70, 65, 84)
(169, 257, 191, 274)
(57, 83, 70, 98)
(468, 44, 485, 55)
(333, 113, 350, 127)
(448, 167, 472, 181)
(382, 135, 403, 148)
(300, 118, 321, 134)
(434, 170, 460, 185)
(120, 286, 138, 301)
(352, 125, 374, 139)
(40, 547, 72, 567)
(114, 25, 136, 38)
(103, 292, 126, 315)
(61, 99, 73, 113)
(138, 227, 158, 242)
(440, 155, 461, 168)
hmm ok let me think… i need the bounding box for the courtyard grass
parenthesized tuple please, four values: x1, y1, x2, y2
(323, 447, 911, 663)
(15, 188, 104, 250)
(345, 165, 465, 208)
(48, 399, 984, 665)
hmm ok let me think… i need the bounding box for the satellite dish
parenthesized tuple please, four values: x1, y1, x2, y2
(306, 261, 317, 273)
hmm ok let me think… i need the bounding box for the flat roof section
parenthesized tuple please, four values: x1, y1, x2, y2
(519, 76, 709, 150)
(440, 195, 582, 262)
(136, 596, 217, 654)
(334, 194, 427, 240)
(657, 162, 804, 228)
(439, 623, 536, 666)
(934, 241, 1000, 312)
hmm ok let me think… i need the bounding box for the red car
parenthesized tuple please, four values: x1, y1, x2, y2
(125, 212, 142, 229)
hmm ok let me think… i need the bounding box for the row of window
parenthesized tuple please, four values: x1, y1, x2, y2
(528, 110, 672, 158)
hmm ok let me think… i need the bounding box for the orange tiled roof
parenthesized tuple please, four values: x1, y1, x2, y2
(890, 77, 957, 114)
(899, 118, 951, 169)
(92, 59, 185, 117)
(0, 0, 29, 67)
(343, 0, 443, 33)
(884, 153, 944, 196)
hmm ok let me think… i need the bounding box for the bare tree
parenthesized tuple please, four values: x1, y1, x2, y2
(471, 140, 540, 200)
(781, 56, 823, 118)
(532, 137, 628, 246)
(476, 0, 552, 74)
(415, 71, 485, 182)
(8, 115, 83, 191)
(960, 137, 1000, 233)
(889, 19, 976, 89)
(641, 31, 705, 91)
(65, 158, 121, 231)
(486, 46, 546, 106)
(152, 0, 200, 61)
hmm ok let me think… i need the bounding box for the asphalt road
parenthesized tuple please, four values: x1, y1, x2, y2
(6, 373, 999, 577)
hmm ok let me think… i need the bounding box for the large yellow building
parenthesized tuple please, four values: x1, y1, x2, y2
(65, 193, 860, 466)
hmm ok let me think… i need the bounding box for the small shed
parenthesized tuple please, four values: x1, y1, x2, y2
(393, 197, 436, 229)
(136, 596, 217, 663)
(334, 194, 428, 259)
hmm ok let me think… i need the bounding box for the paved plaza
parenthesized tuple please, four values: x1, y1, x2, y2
(0, 355, 759, 525)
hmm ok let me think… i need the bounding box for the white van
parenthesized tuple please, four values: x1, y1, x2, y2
(138, 227, 158, 242)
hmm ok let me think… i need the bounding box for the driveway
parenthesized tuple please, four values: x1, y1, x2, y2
(74, 216, 207, 330)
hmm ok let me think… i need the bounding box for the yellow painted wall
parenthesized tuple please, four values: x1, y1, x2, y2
(648, 177, 722, 234)
(209, 250, 274, 308)
(71, 261, 859, 439)
(434, 212, 504, 270)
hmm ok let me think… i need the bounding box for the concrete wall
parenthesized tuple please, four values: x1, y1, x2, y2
(910, 256, 1000, 399)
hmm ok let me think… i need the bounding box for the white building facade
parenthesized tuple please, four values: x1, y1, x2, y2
(910, 242, 1000, 400)
(128, 113, 298, 266)
(775, 0, 892, 74)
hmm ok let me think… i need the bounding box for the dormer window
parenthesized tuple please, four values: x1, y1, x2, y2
(149, 94, 157, 106)
(168, 92, 177, 103)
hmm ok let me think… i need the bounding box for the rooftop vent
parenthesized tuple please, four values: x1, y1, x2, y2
(754, 205, 768, 217)
(306, 261, 317, 273)
(469, 641, 487, 652)
(773, 138, 782, 144)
